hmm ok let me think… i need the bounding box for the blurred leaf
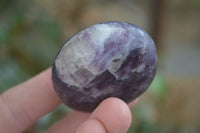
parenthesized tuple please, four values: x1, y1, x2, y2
(0, 58, 31, 93)
(149, 72, 168, 98)
(128, 106, 157, 133)
(132, 104, 155, 122)
(0, 24, 9, 43)
(34, 18, 62, 41)
(36, 104, 70, 133)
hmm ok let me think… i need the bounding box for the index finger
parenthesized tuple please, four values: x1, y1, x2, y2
(0, 68, 61, 133)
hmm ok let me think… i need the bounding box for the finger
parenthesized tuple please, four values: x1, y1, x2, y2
(46, 99, 138, 133)
(45, 111, 90, 133)
(0, 68, 61, 133)
(77, 97, 132, 133)
(46, 97, 135, 133)
(76, 119, 106, 133)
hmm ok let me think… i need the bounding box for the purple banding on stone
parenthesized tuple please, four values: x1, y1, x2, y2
(52, 21, 157, 112)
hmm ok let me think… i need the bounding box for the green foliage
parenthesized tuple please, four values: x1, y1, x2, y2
(36, 104, 69, 133)
(0, 0, 63, 92)
(149, 72, 168, 99)
(127, 72, 168, 133)
(0, 58, 31, 93)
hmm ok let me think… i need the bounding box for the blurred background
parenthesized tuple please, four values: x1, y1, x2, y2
(0, 0, 200, 132)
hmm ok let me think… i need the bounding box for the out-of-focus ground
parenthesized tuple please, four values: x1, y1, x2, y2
(0, 0, 200, 133)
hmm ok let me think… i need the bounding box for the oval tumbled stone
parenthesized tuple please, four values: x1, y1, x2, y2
(52, 21, 157, 112)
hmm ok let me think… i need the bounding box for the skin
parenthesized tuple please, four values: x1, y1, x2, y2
(0, 68, 137, 133)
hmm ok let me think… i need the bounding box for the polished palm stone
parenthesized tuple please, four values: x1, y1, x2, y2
(52, 21, 157, 112)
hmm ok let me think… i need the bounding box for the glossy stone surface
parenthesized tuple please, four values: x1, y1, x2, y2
(52, 21, 157, 112)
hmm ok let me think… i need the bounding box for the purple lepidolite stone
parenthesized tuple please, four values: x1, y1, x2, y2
(52, 21, 157, 112)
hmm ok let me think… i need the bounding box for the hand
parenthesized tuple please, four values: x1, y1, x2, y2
(0, 68, 137, 133)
